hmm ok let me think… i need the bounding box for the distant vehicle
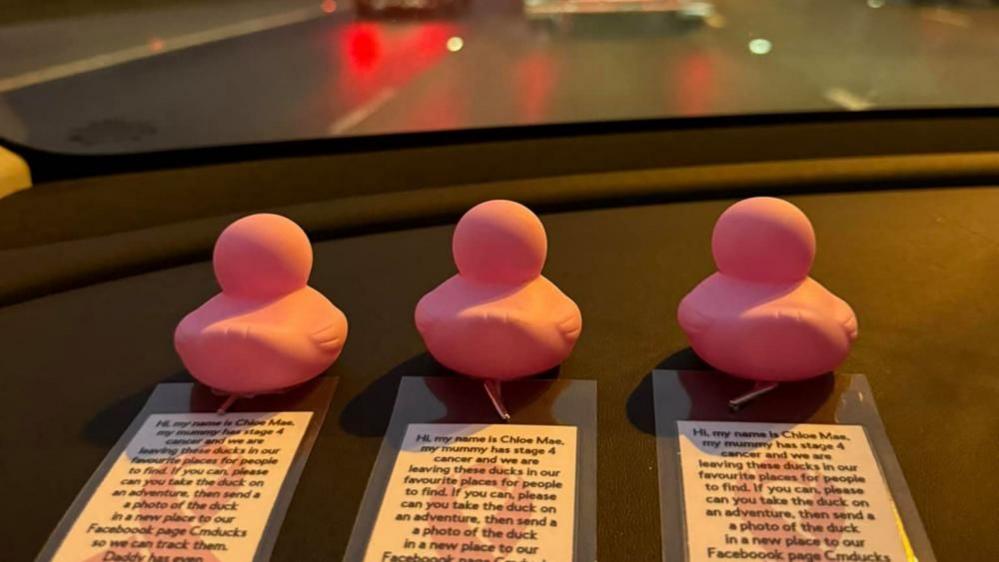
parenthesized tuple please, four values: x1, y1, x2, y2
(354, 0, 472, 17)
(524, 0, 713, 24)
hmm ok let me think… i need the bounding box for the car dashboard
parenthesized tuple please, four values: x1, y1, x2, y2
(1, 111, 997, 561)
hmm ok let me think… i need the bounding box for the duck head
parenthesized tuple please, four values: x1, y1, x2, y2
(213, 213, 313, 299)
(712, 197, 816, 284)
(453, 200, 547, 285)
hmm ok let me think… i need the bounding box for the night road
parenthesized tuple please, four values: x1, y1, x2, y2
(2, 0, 999, 153)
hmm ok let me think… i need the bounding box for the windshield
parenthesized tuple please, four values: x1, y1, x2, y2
(1, 0, 996, 153)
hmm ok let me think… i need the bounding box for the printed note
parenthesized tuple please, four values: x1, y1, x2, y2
(51, 411, 312, 562)
(364, 423, 578, 562)
(677, 421, 909, 562)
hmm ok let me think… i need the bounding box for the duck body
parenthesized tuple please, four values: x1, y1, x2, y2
(677, 197, 858, 382)
(416, 274, 581, 381)
(176, 287, 347, 395)
(679, 273, 856, 382)
(174, 213, 348, 396)
(415, 199, 582, 381)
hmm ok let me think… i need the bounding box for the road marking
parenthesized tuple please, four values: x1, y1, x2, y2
(328, 88, 399, 135)
(921, 8, 971, 28)
(0, 7, 327, 93)
(824, 88, 873, 111)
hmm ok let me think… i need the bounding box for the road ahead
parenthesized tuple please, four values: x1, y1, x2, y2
(2, 0, 999, 153)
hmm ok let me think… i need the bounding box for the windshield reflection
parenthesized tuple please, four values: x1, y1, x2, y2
(1, 0, 997, 153)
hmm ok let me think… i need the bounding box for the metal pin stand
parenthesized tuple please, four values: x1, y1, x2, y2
(483, 379, 511, 422)
(728, 381, 779, 411)
(216, 394, 238, 415)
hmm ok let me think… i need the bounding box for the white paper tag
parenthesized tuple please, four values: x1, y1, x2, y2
(363, 423, 578, 562)
(677, 421, 909, 562)
(51, 411, 312, 562)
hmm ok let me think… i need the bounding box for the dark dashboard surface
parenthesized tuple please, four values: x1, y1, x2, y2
(4, 186, 997, 562)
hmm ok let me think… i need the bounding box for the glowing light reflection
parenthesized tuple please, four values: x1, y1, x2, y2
(514, 52, 555, 123)
(748, 38, 772, 55)
(344, 24, 383, 72)
(676, 51, 715, 115)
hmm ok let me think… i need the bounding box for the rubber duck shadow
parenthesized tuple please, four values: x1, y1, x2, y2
(423, 371, 558, 424)
(82, 371, 193, 447)
(338, 354, 445, 438)
(339, 353, 558, 438)
(626, 348, 835, 436)
(82, 372, 328, 447)
(626, 348, 710, 436)
(187, 376, 325, 413)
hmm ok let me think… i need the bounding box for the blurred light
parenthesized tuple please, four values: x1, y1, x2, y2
(705, 13, 726, 29)
(412, 23, 454, 59)
(866, 0, 885, 7)
(446, 36, 464, 53)
(148, 37, 165, 52)
(676, 52, 716, 115)
(682, 2, 714, 19)
(345, 24, 382, 71)
(515, 52, 555, 122)
(748, 38, 772, 55)
(321, 0, 337, 13)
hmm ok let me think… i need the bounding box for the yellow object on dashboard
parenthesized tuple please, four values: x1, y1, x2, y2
(0, 145, 30, 198)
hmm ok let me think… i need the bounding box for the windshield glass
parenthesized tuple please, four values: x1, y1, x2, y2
(2, 0, 997, 153)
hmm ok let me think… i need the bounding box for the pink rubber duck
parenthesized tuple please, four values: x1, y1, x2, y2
(678, 197, 857, 406)
(175, 214, 348, 411)
(415, 200, 582, 419)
